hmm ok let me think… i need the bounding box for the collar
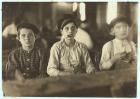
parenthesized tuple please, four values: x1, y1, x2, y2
(114, 38, 128, 45)
(61, 39, 78, 48)
(21, 46, 35, 54)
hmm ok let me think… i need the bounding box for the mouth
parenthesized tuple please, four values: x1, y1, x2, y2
(122, 33, 127, 36)
(121, 31, 127, 34)
(67, 34, 73, 38)
(25, 40, 31, 44)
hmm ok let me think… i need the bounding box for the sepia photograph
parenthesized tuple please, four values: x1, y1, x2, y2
(2, 2, 138, 97)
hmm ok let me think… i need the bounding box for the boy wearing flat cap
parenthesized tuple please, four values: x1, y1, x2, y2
(47, 14, 95, 76)
(100, 16, 137, 70)
(5, 23, 48, 81)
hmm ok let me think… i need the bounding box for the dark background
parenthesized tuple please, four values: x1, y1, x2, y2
(2, 2, 138, 71)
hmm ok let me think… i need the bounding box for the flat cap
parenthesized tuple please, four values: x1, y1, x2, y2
(109, 16, 131, 29)
(17, 23, 39, 35)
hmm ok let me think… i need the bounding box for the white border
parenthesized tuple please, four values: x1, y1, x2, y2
(0, 1, 139, 99)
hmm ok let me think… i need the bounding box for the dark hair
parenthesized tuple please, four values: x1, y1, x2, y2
(57, 14, 78, 31)
(17, 23, 39, 37)
(109, 16, 131, 29)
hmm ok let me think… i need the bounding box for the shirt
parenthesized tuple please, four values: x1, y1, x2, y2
(5, 46, 48, 79)
(100, 38, 137, 70)
(47, 40, 94, 76)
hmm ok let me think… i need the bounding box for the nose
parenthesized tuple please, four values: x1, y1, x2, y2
(68, 29, 73, 34)
(120, 26, 127, 32)
(25, 35, 30, 40)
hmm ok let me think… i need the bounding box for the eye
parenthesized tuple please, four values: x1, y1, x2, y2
(64, 27, 69, 31)
(122, 24, 128, 28)
(21, 34, 26, 37)
(115, 25, 121, 29)
(29, 33, 33, 37)
(71, 26, 76, 31)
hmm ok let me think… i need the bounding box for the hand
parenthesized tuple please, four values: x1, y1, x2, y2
(70, 61, 79, 67)
(111, 52, 127, 64)
(86, 66, 95, 74)
(15, 69, 25, 83)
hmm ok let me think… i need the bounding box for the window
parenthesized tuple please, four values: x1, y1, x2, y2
(79, 3, 86, 21)
(73, 2, 78, 12)
(106, 2, 117, 24)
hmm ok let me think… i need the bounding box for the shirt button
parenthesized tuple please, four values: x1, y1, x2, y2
(26, 59, 30, 61)
(23, 73, 26, 75)
(26, 67, 30, 70)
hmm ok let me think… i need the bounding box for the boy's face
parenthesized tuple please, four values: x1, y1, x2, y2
(113, 22, 130, 40)
(61, 22, 77, 41)
(19, 28, 36, 47)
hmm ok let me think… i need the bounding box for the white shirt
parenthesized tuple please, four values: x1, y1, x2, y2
(47, 40, 94, 76)
(100, 38, 137, 70)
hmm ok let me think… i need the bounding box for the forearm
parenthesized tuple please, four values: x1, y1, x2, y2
(15, 69, 25, 81)
(47, 67, 60, 76)
(100, 60, 113, 70)
(86, 64, 95, 74)
(47, 67, 73, 76)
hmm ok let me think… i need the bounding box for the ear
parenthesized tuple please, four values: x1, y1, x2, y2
(60, 29, 63, 35)
(35, 34, 40, 40)
(110, 28, 115, 36)
(16, 36, 20, 41)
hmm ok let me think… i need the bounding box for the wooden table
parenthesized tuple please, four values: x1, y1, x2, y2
(3, 67, 136, 97)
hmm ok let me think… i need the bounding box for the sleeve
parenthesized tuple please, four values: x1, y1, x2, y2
(99, 42, 113, 70)
(81, 44, 95, 73)
(5, 50, 18, 79)
(47, 44, 60, 76)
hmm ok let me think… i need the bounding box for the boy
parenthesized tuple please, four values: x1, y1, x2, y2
(5, 23, 48, 80)
(47, 15, 95, 76)
(100, 16, 137, 70)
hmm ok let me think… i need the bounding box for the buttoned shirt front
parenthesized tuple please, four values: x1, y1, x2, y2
(47, 40, 94, 76)
(6, 46, 47, 79)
